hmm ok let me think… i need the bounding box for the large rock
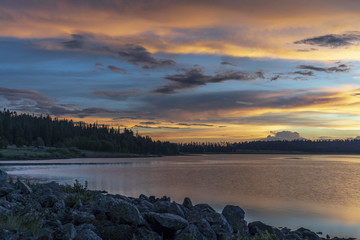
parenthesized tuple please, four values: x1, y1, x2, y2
(133, 227, 161, 240)
(0, 186, 14, 197)
(39, 194, 59, 208)
(175, 224, 207, 240)
(145, 212, 189, 239)
(295, 228, 321, 240)
(98, 224, 134, 240)
(194, 218, 217, 240)
(222, 205, 248, 234)
(0, 169, 8, 186)
(95, 195, 144, 225)
(248, 221, 285, 239)
(15, 180, 33, 194)
(183, 197, 193, 209)
(75, 229, 101, 240)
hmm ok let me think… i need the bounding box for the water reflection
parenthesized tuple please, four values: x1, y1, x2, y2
(1, 154, 360, 238)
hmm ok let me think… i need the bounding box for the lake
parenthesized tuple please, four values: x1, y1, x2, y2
(1, 154, 360, 238)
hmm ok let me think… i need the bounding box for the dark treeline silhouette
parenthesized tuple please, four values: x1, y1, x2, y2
(179, 139, 360, 154)
(0, 110, 178, 155)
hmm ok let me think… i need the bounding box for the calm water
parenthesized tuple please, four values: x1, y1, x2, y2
(1, 154, 360, 238)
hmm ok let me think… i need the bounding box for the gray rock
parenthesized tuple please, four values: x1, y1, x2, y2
(39, 194, 59, 208)
(75, 229, 101, 240)
(7, 192, 26, 203)
(133, 227, 161, 240)
(146, 212, 189, 230)
(0, 169, 8, 186)
(135, 199, 154, 213)
(222, 205, 248, 234)
(53, 200, 66, 214)
(0, 186, 14, 197)
(201, 211, 233, 236)
(53, 223, 77, 240)
(95, 195, 143, 225)
(145, 212, 189, 239)
(15, 180, 33, 194)
(175, 224, 207, 240)
(98, 224, 134, 240)
(295, 227, 321, 240)
(71, 210, 95, 225)
(168, 202, 185, 218)
(73, 199, 83, 209)
(0, 205, 11, 221)
(154, 200, 171, 213)
(194, 218, 217, 240)
(248, 221, 274, 235)
(194, 204, 216, 213)
(183, 197, 193, 209)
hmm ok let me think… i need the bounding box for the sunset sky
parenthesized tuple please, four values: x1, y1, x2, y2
(2, 0, 360, 142)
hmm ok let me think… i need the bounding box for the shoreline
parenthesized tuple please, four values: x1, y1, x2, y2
(0, 169, 356, 240)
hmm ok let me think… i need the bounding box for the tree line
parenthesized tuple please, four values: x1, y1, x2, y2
(0, 110, 178, 155)
(178, 139, 360, 154)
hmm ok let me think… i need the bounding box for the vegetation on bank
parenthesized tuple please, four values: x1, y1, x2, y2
(0, 110, 178, 156)
(179, 139, 360, 154)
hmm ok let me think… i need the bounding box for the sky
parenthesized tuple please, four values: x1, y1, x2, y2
(1, 0, 360, 142)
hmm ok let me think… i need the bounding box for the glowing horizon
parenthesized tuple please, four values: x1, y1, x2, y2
(1, 0, 360, 142)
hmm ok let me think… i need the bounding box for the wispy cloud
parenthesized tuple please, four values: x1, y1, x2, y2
(153, 68, 265, 94)
(297, 64, 351, 73)
(294, 32, 360, 48)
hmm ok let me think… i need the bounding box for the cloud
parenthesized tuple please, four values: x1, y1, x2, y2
(62, 34, 85, 49)
(139, 121, 159, 125)
(153, 68, 265, 94)
(177, 123, 214, 127)
(61, 35, 176, 69)
(297, 64, 351, 73)
(133, 125, 182, 129)
(221, 61, 236, 66)
(93, 89, 142, 101)
(107, 65, 127, 74)
(294, 32, 360, 48)
(264, 131, 306, 141)
(292, 70, 314, 76)
(118, 44, 176, 69)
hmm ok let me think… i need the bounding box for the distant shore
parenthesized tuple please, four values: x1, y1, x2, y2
(2, 146, 360, 162)
(0, 169, 356, 240)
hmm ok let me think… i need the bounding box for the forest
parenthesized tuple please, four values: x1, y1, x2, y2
(178, 139, 360, 154)
(0, 110, 178, 155)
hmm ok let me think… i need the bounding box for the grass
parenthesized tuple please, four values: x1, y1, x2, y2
(62, 179, 95, 207)
(0, 209, 44, 237)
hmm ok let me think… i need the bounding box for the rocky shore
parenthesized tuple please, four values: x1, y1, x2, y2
(0, 170, 356, 240)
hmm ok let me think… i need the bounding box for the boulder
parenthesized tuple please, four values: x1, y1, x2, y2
(168, 202, 185, 218)
(183, 197, 193, 209)
(98, 224, 134, 240)
(39, 194, 59, 208)
(194, 204, 216, 213)
(145, 212, 188, 239)
(53, 223, 77, 240)
(0, 186, 14, 197)
(194, 218, 217, 240)
(248, 221, 274, 235)
(175, 224, 207, 240)
(75, 229, 101, 240)
(0, 169, 8, 186)
(222, 205, 248, 234)
(95, 195, 143, 225)
(295, 227, 321, 240)
(134, 227, 162, 240)
(15, 180, 32, 194)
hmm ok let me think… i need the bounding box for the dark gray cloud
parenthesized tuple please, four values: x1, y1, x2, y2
(139, 121, 159, 125)
(61, 35, 176, 69)
(270, 75, 280, 81)
(221, 61, 236, 66)
(133, 125, 182, 129)
(107, 65, 127, 74)
(118, 44, 176, 69)
(177, 123, 214, 127)
(153, 68, 265, 94)
(292, 70, 314, 76)
(294, 32, 360, 48)
(62, 34, 85, 49)
(93, 89, 142, 101)
(296, 48, 318, 52)
(297, 64, 351, 73)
